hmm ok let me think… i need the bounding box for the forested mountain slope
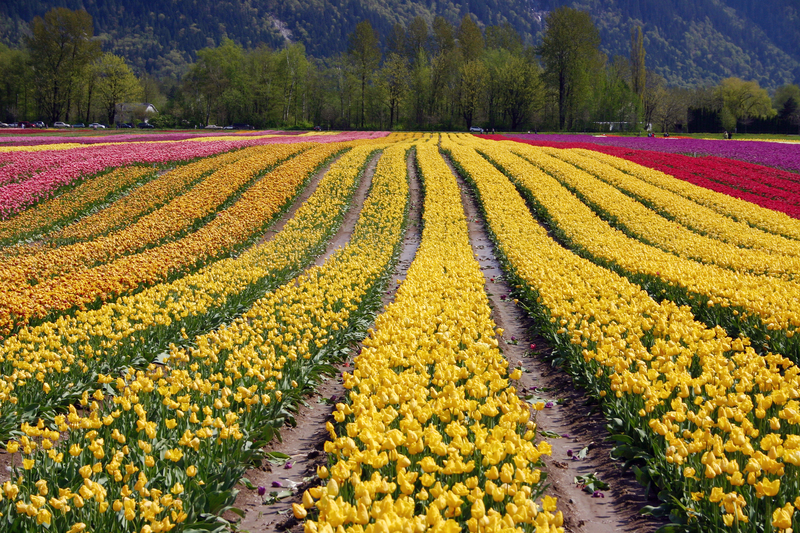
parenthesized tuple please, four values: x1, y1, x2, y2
(1, 0, 798, 86)
(541, 0, 800, 87)
(0, 0, 538, 78)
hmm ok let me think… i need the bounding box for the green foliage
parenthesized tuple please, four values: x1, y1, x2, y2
(149, 112, 179, 128)
(94, 52, 142, 124)
(539, 6, 603, 129)
(540, 0, 800, 89)
(717, 77, 776, 129)
(25, 7, 102, 123)
(4, 3, 797, 134)
(0, 0, 537, 80)
(774, 84, 800, 124)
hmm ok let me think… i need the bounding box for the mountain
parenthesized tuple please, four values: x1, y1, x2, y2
(1, 0, 798, 87)
(538, 0, 800, 88)
(0, 0, 539, 79)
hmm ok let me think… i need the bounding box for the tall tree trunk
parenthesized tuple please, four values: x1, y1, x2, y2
(361, 75, 366, 129)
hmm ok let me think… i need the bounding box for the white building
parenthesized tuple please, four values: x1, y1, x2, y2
(114, 103, 158, 125)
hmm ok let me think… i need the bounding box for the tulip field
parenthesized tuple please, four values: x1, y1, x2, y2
(0, 130, 799, 533)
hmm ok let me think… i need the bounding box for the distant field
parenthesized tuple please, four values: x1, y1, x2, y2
(1, 131, 799, 533)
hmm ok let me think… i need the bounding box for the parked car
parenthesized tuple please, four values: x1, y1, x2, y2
(469, 126, 484, 133)
(53, 122, 71, 128)
(137, 122, 154, 129)
(232, 123, 252, 130)
(72, 123, 85, 128)
(204, 124, 222, 129)
(88, 123, 106, 129)
(33, 121, 46, 128)
(18, 121, 34, 128)
(0, 122, 10, 128)
(118, 123, 133, 128)
(313, 125, 322, 131)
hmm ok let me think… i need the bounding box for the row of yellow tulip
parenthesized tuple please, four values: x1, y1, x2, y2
(0, 140, 384, 437)
(507, 144, 800, 280)
(304, 139, 563, 533)
(583, 148, 800, 242)
(546, 148, 800, 259)
(473, 138, 800, 361)
(0, 144, 336, 336)
(444, 134, 800, 532)
(0, 139, 413, 533)
(0, 166, 157, 247)
(0, 143, 306, 288)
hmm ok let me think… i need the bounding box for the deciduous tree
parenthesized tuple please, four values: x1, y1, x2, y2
(458, 59, 485, 130)
(630, 26, 646, 102)
(348, 21, 381, 129)
(25, 7, 101, 123)
(186, 38, 246, 125)
(381, 53, 409, 129)
(717, 77, 775, 131)
(774, 84, 800, 132)
(94, 53, 142, 125)
(406, 16, 429, 62)
(538, 7, 601, 130)
(457, 15, 484, 63)
(0, 45, 32, 122)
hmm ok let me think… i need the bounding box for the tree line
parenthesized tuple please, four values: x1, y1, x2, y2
(1, 6, 798, 133)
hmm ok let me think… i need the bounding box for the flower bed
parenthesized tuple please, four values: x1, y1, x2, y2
(0, 131, 388, 219)
(50, 149, 254, 245)
(0, 166, 156, 246)
(473, 138, 800, 364)
(0, 143, 323, 335)
(540, 148, 800, 257)
(303, 139, 562, 533)
(446, 133, 800, 533)
(0, 141, 385, 436)
(0, 143, 305, 286)
(485, 135, 800, 219)
(0, 139, 411, 533)
(504, 144, 800, 279)
(500, 133, 800, 174)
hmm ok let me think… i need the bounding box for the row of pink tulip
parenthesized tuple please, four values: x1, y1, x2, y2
(0, 132, 387, 219)
(0, 130, 303, 145)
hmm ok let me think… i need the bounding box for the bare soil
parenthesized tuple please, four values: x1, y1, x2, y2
(231, 149, 423, 533)
(450, 159, 666, 533)
(0, 445, 17, 485)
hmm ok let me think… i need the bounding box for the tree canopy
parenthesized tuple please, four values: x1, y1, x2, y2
(538, 7, 602, 129)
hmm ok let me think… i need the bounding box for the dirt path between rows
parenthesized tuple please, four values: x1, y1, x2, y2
(231, 149, 422, 533)
(448, 155, 666, 533)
